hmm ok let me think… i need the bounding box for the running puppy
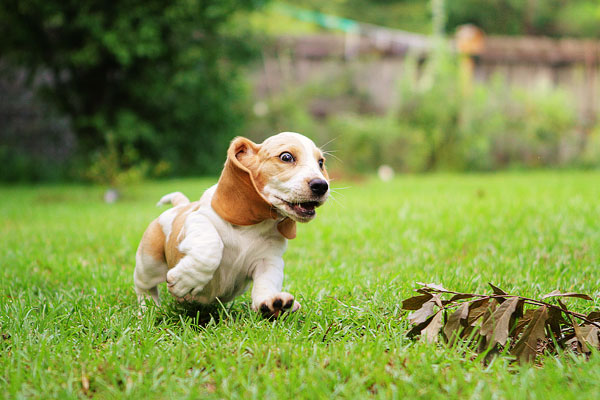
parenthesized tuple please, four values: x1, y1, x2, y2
(133, 132, 329, 317)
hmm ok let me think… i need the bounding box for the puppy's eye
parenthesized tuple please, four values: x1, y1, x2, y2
(318, 159, 324, 169)
(279, 152, 295, 163)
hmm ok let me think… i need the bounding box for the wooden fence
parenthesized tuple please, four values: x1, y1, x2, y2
(254, 32, 600, 122)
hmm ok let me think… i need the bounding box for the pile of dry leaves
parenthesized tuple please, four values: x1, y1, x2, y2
(401, 283, 600, 363)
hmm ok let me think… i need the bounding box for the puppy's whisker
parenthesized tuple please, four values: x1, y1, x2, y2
(327, 193, 345, 209)
(329, 193, 344, 201)
(330, 190, 346, 197)
(320, 136, 339, 151)
(328, 196, 343, 208)
(322, 151, 342, 163)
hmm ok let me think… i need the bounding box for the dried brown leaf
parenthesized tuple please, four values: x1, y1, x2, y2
(81, 373, 90, 393)
(416, 282, 450, 293)
(488, 283, 507, 295)
(481, 297, 521, 347)
(512, 309, 536, 338)
(572, 322, 600, 353)
(511, 306, 549, 364)
(449, 293, 477, 302)
(479, 300, 499, 326)
(547, 307, 566, 339)
(477, 300, 499, 351)
(467, 298, 491, 326)
(587, 311, 600, 322)
(444, 302, 470, 344)
(407, 315, 434, 338)
(573, 322, 586, 352)
(401, 282, 599, 363)
(423, 310, 444, 343)
(578, 326, 600, 352)
(433, 295, 443, 308)
(488, 283, 507, 303)
(554, 298, 589, 351)
(556, 298, 569, 312)
(509, 299, 526, 338)
(541, 290, 593, 301)
(513, 299, 525, 320)
(541, 289, 561, 298)
(408, 299, 436, 325)
(401, 293, 433, 310)
(564, 336, 580, 352)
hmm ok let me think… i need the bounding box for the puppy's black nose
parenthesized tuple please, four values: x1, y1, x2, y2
(309, 178, 329, 196)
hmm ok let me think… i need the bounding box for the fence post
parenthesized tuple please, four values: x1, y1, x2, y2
(456, 24, 485, 96)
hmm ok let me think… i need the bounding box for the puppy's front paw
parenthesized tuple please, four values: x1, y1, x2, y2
(166, 269, 198, 299)
(253, 292, 301, 318)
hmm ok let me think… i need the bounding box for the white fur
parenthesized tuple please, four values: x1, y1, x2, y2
(166, 212, 224, 298)
(136, 186, 289, 307)
(133, 132, 325, 315)
(262, 133, 329, 222)
(156, 191, 189, 207)
(134, 248, 167, 308)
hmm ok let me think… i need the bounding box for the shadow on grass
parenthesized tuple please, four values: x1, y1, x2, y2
(151, 297, 305, 332)
(154, 298, 250, 330)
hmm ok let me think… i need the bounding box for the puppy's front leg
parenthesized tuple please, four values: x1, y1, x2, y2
(167, 214, 224, 299)
(251, 258, 301, 318)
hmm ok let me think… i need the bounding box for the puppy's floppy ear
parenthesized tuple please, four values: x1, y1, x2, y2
(212, 137, 275, 225)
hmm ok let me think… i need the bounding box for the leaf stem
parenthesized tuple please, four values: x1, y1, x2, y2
(416, 288, 600, 329)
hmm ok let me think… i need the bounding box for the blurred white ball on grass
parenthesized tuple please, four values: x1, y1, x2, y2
(253, 101, 269, 117)
(377, 165, 394, 182)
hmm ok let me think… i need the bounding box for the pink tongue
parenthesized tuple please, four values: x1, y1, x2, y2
(293, 203, 315, 214)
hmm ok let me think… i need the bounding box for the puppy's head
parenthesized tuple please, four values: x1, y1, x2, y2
(212, 132, 329, 236)
(252, 132, 330, 222)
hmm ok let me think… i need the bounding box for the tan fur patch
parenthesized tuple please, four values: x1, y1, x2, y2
(139, 219, 166, 263)
(252, 136, 327, 190)
(211, 133, 328, 240)
(277, 217, 296, 239)
(211, 137, 277, 226)
(164, 202, 202, 268)
(253, 145, 303, 192)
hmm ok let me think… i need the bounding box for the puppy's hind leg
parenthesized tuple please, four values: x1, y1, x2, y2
(134, 219, 168, 311)
(134, 248, 168, 310)
(134, 285, 160, 309)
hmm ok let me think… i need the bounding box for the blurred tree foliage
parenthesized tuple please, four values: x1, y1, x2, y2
(0, 0, 266, 180)
(274, 0, 600, 38)
(274, 0, 432, 34)
(447, 0, 600, 37)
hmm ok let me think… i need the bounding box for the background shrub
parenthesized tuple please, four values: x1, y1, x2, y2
(0, 0, 266, 181)
(248, 43, 591, 175)
(581, 125, 600, 168)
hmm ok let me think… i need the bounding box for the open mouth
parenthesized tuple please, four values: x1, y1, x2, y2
(281, 199, 320, 218)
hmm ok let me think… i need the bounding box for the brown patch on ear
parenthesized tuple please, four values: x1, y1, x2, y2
(277, 217, 296, 239)
(212, 137, 276, 226)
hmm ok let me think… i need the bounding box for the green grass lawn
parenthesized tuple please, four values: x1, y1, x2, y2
(1, 171, 599, 399)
